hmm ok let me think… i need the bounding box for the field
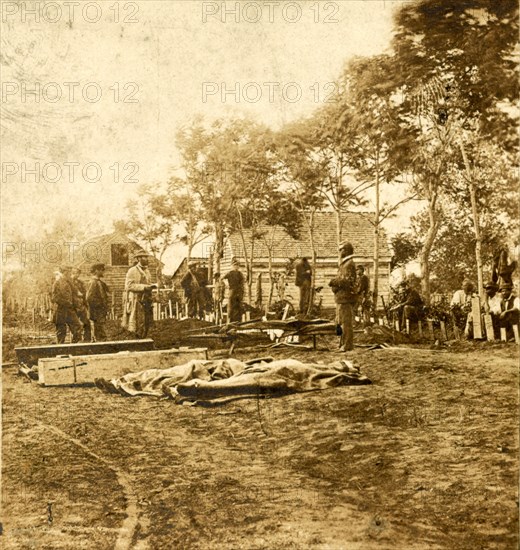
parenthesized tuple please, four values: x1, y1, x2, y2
(2, 321, 519, 549)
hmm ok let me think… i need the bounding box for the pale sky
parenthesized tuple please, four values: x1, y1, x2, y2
(1, 0, 406, 271)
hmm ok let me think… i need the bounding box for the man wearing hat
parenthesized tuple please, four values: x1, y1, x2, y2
(122, 251, 157, 338)
(181, 260, 203, 318)
(87, 263, 110, 342)
(498, 283, 519, 339)
(294, 257, 312, 315)
(450, 278, 476, 337)
(329, 241, 357, 351)
(223, 258, 245, 323)
(483, 281, 501, 314)
(51, 265, 83, 344)
(71, 266, 91, 342)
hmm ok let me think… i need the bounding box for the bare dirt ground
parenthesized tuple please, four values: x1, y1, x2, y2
(2, 323, 519, 550)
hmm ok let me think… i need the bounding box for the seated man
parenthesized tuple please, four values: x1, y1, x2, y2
(450, 279, 475, 337)
(390, 280, 424, 328)
(481, 280, 501, 339)
(450, 279, 475, 308)
(498, 283, 519, 340)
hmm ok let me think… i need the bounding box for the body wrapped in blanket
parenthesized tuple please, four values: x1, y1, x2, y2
(95, 358, 371, 406)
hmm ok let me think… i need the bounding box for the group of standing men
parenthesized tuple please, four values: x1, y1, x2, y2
(181, 258, 245, 324)
(51, 263, 110, 344)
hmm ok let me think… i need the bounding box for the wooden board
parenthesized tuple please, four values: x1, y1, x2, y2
(427, 320, 435, 341)
(38, 347, 208, 386)
(483, 314, 495, 342)
(16, 339, 155, 367)
(513, 325, 520, 344)
(471, 296, 483, 339)
(440, 321, 448, 342)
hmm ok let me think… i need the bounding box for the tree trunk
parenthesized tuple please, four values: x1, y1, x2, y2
(459, 142, 484, 297)
(419, 206, 440, 305)
(372, 152, 380, 307)
(335, 207, 342, 266)
(248, 237, 254, 305)
(214, 223, 224, 276)
(306, 210, 317, 317)
(267, 250, 274, 311)
(236, 208, 254, 304)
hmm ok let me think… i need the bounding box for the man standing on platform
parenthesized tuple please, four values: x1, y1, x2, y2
(294, 257, 312, 315)
(51, 265, 82, 344)
(71, 267, 91, 342)
(87, 263, 110, 342)
(329, 242, 357, 352)
(122, 251, 157, 338)
(223, 259, 245, 323)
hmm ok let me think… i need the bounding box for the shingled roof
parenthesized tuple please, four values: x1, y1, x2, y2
(74, 231, 162, 268)
(227, 212, 391, 260)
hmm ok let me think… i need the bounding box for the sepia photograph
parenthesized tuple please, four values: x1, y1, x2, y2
(1, 0, 518, 548)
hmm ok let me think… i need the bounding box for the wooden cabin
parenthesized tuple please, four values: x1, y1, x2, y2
(74, 231, 161, 318)
(220, 212, 392, 314)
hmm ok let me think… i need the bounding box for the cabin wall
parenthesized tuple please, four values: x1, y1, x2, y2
(220, 244, 391, 314)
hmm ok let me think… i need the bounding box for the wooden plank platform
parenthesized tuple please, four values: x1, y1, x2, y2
(38, 347, 209, 386)
(15, 340, 155, 367)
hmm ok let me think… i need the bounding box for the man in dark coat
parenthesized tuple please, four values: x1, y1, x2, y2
(71, 267, 91, 342)
(87, 263, 110, 342)
(294, 257, 312, 315)
(223, 259, 245, 323)
(356, 265, 371, 325)
(181, 261, 203, 318)
(51, 265, 83, 344)
(498, 282, 520, 340)
(390, 280, 424, 327)
(329, 242, 357, 352)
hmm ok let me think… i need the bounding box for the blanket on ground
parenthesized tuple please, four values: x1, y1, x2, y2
(95, 358, 371, 405)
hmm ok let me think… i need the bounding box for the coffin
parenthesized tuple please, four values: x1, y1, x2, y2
(37, 347, 208, 386)
(16, 339, 155, 367)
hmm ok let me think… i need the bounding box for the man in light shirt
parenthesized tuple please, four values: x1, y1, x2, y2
(450, 279, 475, 338)
(450, 279, 475, 308)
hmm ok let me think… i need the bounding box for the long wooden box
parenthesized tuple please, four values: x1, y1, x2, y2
(38, 347, 208, 386)
(16, 339, 155, 367)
